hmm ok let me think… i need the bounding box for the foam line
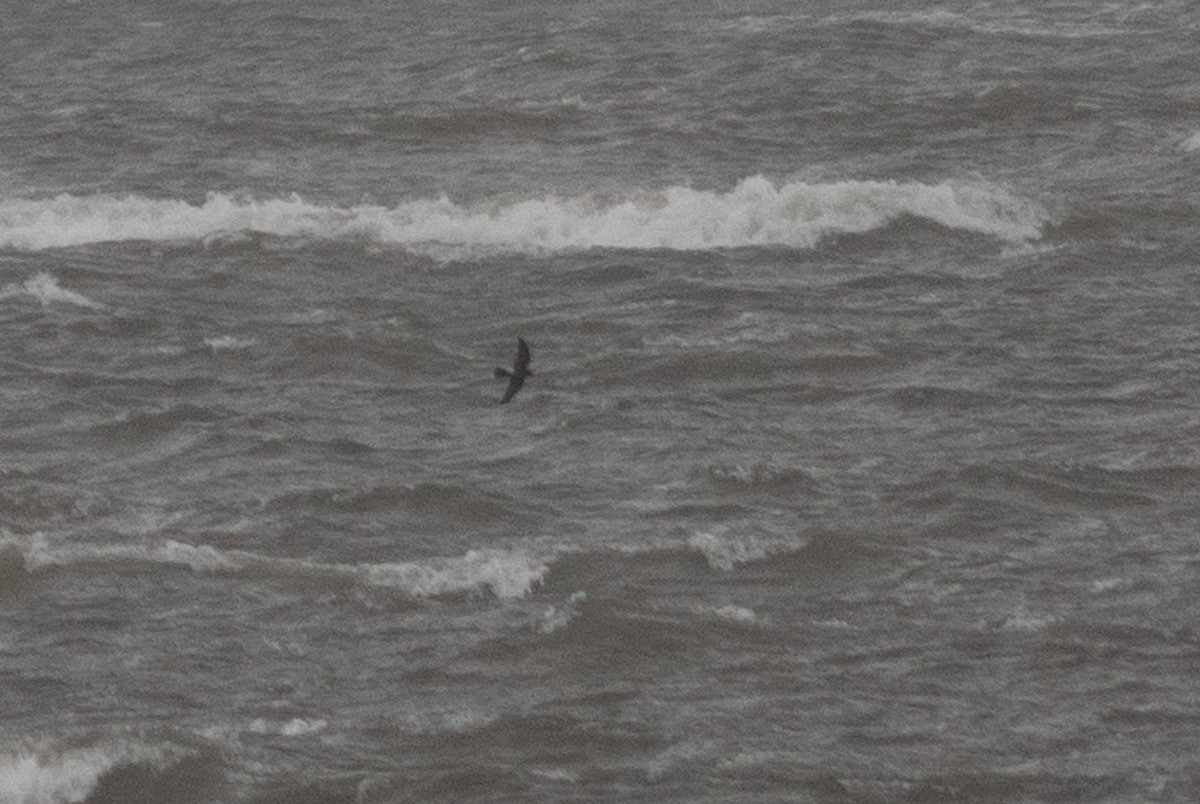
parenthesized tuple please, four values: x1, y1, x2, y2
(0, 176, 1047, 253)
(13, 536, 548, 600)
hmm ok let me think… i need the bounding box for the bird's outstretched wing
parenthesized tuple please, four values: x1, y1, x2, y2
(514, 337, 531, 374)
(496, 337, 531, 403)
(499, 374, 525, 404)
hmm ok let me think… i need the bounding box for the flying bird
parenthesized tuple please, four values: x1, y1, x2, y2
(494, 337, 532, 404)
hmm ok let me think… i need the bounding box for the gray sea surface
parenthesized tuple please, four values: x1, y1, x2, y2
(1, 1, 1199, 801)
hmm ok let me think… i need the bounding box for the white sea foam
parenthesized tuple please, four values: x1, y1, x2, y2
(708, 604, 759, 624)
(0, 739, 179, 804)
(998, 609, 1059, 633)
(362, 548, 548, 599)
(148, 540, 241, 572)
(204, 335, 258, 352)
(687, 528, 804, 571)
(0, 272, 103, 309)
(824, 9, 1126, 39)
(247, 717, 327, 737)
(644, 311, 795, 350)
(530, 767, 581, 783)
(18, 537, 240, 574)
(0, 177, 1047, 254)
(4, 532, 54, 572)
(538, 590, 588, 634)
(140, 344, 187, 357)
(0, 748, 109, 804)
(15, 535, 547, 600)
(397, 707, 501, 736)
(1090, 576, 1132, 594)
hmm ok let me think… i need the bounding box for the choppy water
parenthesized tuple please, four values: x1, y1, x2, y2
(2, 1, 1199, 802)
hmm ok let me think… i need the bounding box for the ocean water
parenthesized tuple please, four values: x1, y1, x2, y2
(2, 0, 1199, 801)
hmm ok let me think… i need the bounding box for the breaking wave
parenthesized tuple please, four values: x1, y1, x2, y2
(0, 176, 1047, 254)
(6, 525, 826, 603)
(10, 535, 549, 601)
(0, 735, 220, 804)
(687, 528, 807, 572)
(0, 272, 104, 309)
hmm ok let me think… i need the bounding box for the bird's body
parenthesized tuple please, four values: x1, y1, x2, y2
(495, 337, 532, 403)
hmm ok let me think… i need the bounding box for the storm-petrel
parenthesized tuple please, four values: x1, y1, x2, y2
(494, 337, 532, 403)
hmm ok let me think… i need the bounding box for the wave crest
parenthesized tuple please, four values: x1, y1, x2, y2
(0, 737, 220, 804)
(687, 528, 806, 571)
(15, 535, 547, 601)
(0, 176, 1046, 253)
(0, 273, 103, 309)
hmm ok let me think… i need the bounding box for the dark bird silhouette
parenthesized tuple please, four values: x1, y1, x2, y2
(494, 337, 532, 403)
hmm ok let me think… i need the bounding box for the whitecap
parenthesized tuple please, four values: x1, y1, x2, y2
(708, 604, 759, 624)
(0, 272, 103, 309)
(0, 739, 183, 804)
(204, 335, 257, 352)
(997, 609, 1059, 633)
(247, 717, 327, 737)
(140, 344, 187, 357)
(1090, 576, 1133, 594)
(3, 531, 55, 572)
(538, 590, 587, 634)
(530, 767, 581, 783)
(17, 534, 548, 601)
(397, 707, 500, 736)
(0, 749, 107, 804)
(361, 548, 549, 599)
(644, 311, 795, 350)
(812, 618, 854, 630)
(17, 537, 241, 574)
(0, 177, 1048, 254)
(687, 528, 804, 572)
(148, 539, 241, 572)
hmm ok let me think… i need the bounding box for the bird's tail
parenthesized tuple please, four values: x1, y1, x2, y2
(495, 368, 513, 379)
